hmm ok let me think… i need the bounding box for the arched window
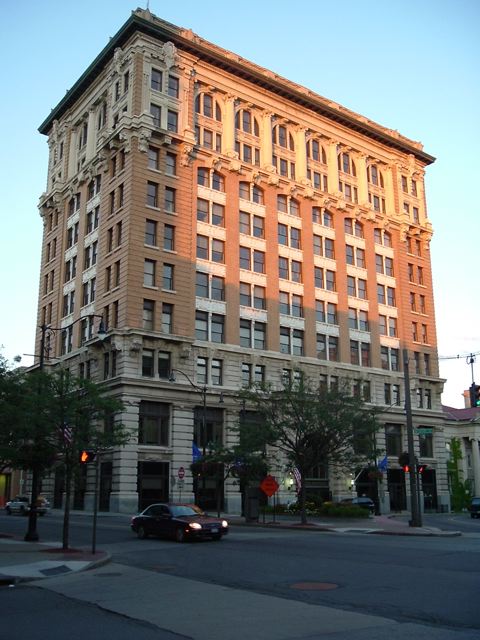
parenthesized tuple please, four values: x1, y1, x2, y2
(197, 167, 225, 192)
(312, 207, 333, 228)
(277, 194, 299, 216)
(235, 109, 259, 136)
(338, 151, 356, 177)
(195, 93, 222, 121)
(307, 139, 327, 164)
(374, 228, 392, 247)
(367, 164, 384, 188)
(239, 181, 264, 204)
(272, 124, 295, 150)
(344, 217, 363, 238)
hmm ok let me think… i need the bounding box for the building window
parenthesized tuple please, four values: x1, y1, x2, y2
(139, 401, 169, 446)
(142, 349, 155, 377)
(158, 352, 171, 379)
(148, 146, 160, 170)
(385, 424, 402, 456)
(195, 311, 225, 343)
(145, 219, 157, 246)
(150, 103, 161, 128)
(162, 303, 173, 333)
(147, 181, 158, 208)
(144, 259, 156, 287)
(168, 75, 179, 98)
(167, 110, 178, 133)
(344, 218, 363, 237)
(164, 187, 176, 212)
(151, 68, 163, 91)
(163, 263, 174, 290)
(164, 224, 175, 251)
(165, 152, 177, 175)
(316, 334, 339, 361)
(143, 299, 155, 330)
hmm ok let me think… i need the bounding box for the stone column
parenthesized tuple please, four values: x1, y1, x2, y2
(108, 397, 141, 513)
(356, 154, 369, 206)
(222, 95, 236, 156)
(384, 165, 395, 215)
(327, 141, 339, 193)
(86, 108, 96, 162)
(260, 111, 273, 168)
(294, 127, 307, 182)
(471, 438, 480, 496)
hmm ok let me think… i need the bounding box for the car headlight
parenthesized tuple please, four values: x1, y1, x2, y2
(221, 520, 228, 528)
(189, 522, 202, 530)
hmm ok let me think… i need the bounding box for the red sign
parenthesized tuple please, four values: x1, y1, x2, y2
(178, 466, 185, 480)
(260, 475, 279, 497)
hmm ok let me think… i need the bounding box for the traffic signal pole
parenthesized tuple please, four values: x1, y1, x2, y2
(403, 349, 422, 528)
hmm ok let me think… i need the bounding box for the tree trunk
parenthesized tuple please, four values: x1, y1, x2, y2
(300, 479, 307, 525)
(62, 460, 72, 549)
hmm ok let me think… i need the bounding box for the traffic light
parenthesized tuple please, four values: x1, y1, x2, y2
(417, 463, 429, 474)
(79, 449, 96, 464)
(469, 384, 480, 408)
(398, 451, 410, 472)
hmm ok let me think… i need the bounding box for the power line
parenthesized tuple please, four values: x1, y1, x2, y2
(438, 351, 480, 361)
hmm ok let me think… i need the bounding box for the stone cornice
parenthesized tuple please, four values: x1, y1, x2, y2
(38, 10, 435, 166)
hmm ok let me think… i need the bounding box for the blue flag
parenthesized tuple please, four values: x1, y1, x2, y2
(377, 455, 388, 472)
(192, 442, 202, 462)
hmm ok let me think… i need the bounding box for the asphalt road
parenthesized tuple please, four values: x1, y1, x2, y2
(2, 511, 480, 638)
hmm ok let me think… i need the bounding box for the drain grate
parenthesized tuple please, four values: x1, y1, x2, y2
(291, 582, 339, 591)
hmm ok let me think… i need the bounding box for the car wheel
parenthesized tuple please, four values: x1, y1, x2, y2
(5, 507, 11, 515)
(137, 525, 148, 539)
(175, 528, 185, 543)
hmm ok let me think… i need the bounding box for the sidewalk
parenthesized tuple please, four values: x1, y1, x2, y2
(0, 536, 109, 585)
(0, 513, 460, 584)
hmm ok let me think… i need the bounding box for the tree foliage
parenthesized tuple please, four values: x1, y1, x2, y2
(240, 376, 380, 523)
(0, 362, 129, 547)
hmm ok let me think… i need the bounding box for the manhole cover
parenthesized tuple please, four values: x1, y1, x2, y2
(291, 582, 339, 591)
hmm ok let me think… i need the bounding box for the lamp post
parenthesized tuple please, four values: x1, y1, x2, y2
(403, 348, 422, 528)
(24, 315, 106, 542)
(169, 368, 210, 507)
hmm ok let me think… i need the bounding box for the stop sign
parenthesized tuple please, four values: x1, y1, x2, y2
(178, 466, 185, 480)
(260, 475, 279, 497)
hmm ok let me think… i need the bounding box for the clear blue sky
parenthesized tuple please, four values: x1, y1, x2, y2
(1, 0, 478, 407)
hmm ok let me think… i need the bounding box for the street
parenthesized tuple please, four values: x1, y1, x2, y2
(1, 511, 480, 639)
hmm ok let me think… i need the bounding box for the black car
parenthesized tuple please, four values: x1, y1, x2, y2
(468, 497, 480, 519)
(131, 503, 229, 542)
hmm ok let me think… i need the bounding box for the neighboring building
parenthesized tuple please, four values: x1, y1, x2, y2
(34, 8, 448, 514)
(443, 405, 480, 498)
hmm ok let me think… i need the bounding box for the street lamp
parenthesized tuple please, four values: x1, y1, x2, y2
(169, 369, 207, 456)
(403, 348, 422, 528)
(24, 314, 106, 542)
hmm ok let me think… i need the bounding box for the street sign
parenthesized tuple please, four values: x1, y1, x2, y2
(178, 466, 185, 480)
(177, 479, 184, 489)
(260, 475, 279, 497)
(416, 428, 433, 435)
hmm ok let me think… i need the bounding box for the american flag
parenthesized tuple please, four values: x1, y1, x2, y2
(60, 423, 73, 446)
(293, 467, 302, 494)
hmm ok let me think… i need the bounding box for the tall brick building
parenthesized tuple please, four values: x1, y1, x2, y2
(35, 9, 448, 514)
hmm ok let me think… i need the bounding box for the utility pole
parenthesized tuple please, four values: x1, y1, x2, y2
(403, 348, 422, 527)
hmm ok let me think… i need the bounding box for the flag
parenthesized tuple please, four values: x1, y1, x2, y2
(377, 455, 388, 472)
(293, 467, 302, 494)
(192, 442, 202, 462)
(60, 423, 73, 446)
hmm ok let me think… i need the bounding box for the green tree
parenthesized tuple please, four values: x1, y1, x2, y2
(240, 376, 380, 524)
(0, 363, 129, 548)
(447, 437, 471, 512)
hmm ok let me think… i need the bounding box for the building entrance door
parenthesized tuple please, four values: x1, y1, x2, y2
(137, 461, 169, 511)
(387, 469, 407, 511)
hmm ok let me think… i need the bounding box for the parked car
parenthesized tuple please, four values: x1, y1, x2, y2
(468, 497, 480, 519)
(340, 496, 376, 514)
(5, 496, 50, 516)
(131, 503, 229, 542)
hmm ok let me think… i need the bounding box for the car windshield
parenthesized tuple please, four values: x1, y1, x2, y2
(170, 505, 203, 517)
